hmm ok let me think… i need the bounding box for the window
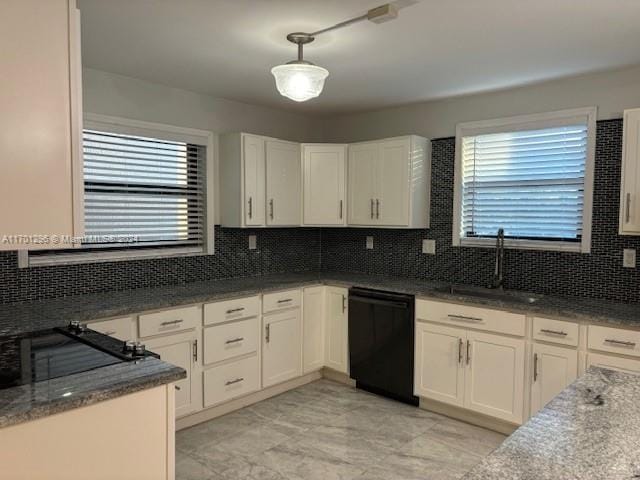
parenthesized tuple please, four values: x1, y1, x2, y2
(453, 107, 596, 253)
(27, 114, 215, 266)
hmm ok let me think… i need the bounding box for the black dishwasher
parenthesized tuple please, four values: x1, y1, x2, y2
(348, 288, 418, 406)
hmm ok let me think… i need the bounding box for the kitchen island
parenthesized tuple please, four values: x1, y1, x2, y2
(463, 367, 640, 479)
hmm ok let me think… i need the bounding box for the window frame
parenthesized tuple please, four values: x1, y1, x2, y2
(452, 107, 597, 254)
(25, 113, 216, 267)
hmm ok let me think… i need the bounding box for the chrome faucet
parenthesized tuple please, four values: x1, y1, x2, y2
(489, 228, 505, 290)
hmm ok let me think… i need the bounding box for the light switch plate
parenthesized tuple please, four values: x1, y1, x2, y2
(623, 248, 636, 268)
(248, 235, 257, 250)
(366, 236, 374, 250)
(422, 239, 436, 255)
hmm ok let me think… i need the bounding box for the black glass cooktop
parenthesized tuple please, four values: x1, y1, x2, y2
(0, 329, 123, 390)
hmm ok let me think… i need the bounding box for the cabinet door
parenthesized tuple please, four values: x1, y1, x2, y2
(243, 134, 265, 226)
(376, 138, 410, 226)
(266, 140, 301, 226)
(324, 286, 349, 374)
(0, 0, 83, 250)
(464, 331, 525, 424)
(414, 322, 466, 407)
(530, 343, 578, 415)
(587, 352, 640, 374)
(620, 109, 640, 234)
(302, 145, 346, 226)
(145, 330, 202, 418)
(262, 309, 302, 387)
(302, 287, 325, 373)
(348, 143, 378, 225)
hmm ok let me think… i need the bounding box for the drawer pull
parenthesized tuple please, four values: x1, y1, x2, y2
(448, 314, 483, 323)
(103, 330, 116, 336)
(458, 338, 463, 364)
(540, 328, 568, 337)
(161, 319, 184, 326)
(226, 307, 245, 315)
(225, 377, 244, 386)
(225, 337, 244, 345)
(277, 298, 292, 304)
(604, 339, 636, 348)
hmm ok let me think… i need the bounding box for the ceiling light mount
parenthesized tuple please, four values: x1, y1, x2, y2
(271, 3, 399, 102)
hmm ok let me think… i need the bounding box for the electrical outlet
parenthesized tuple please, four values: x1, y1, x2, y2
(366, 236, 374, 250)
(248, 235, 257, 250)
(623, 248, 636, 268)
(422, 239, 436, 255)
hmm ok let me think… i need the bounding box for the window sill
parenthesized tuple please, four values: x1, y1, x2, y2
(457, 237, 587, 253)
(23, 246, 207, 268)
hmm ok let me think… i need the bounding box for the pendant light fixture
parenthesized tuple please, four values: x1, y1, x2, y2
(271, 4, 399, 102)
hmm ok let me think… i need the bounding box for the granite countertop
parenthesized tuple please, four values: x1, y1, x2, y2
(1, 271, 639, 337)
(463, 367, 640, 480)
(0, 356, 185, 429)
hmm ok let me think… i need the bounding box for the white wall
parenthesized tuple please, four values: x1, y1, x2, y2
(82, 67, 324, 142)
(322, 65, 640, 142)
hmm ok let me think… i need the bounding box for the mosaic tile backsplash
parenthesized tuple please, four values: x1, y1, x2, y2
(322, 119, 640, 302)
(1, 119, 638, 304)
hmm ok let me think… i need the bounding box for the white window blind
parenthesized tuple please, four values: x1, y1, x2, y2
(460, 124, 588, 243)
(82, 129, 206, 249)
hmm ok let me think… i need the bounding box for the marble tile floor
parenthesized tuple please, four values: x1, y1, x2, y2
(176, 380, 506, 480)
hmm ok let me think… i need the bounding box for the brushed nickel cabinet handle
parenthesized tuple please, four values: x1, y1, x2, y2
(370, 199, 374, 219)
(533, 353, 539, 382)
(265, 324, 270, 343)
(248, 197, 253, 219)
(161, 319, 183, 326)
(342, 295, 346, 313)
(103, 330, 116, 336)
(269, 199, 274, 220)
(226, 307, 245, 315)
(540, 328, 568, 337)
(225, 377, 244, 386)
(626, 193, 631, 223)
(225, 337, 244, 345)
(339, 200, 343, 220)
(466, 340, 471, 365)
(376, 199, 380, 219)
(458, 338, 463, 364)
(448, 314, 483, 323)
(277, 298, 292, 304)
(175, 385, 181, 391)
(193, 339, 198, 362)
(604, 339, 636, 348)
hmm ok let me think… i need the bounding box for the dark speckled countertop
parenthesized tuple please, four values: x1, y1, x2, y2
(1, 271, 639, 337)
(463, 367, 640, 480)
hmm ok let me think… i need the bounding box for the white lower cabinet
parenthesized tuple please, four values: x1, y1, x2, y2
(144, 329, 202, 418)
(324, 286, 349, 374)
(303, 286, 325, 373)
(262, 308, 302, 388)
(530, 343, 578, 415)
(414, 322, 465, 407)
(586, 352, 640, 374)
(203, 354, 260, 407)
(415, 320, 526, 424)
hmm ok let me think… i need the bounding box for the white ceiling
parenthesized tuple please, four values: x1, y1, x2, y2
(78, 0, 640, 115)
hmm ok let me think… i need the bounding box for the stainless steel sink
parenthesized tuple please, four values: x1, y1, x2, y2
(434, 285, 542, 305)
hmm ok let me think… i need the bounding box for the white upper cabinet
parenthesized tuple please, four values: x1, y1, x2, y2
(620, 108, 640, 234)
(302, 144, 347, 226)
(0, 0, 83, 250)
(347, 135, 431, 228)
(266, 140, 301, 226)
(220, 133, 301, 227)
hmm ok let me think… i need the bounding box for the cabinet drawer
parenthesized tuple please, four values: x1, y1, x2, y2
(204, 296, 260, 326)
(587, 352, 640, 374)
(138, 306, 201, 338)
(588, 325, 640, 358)
(203, 354, 260, 407)
(416, 299, 525, 337)
(263, 289, 301, 314)
(532, 317, 579, 346)
(203, 317, 259, 365)
(89, 316, 135, 341)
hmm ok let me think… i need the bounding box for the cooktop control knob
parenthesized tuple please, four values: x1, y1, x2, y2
(68, 320, 86, 334)
(134, 343, 146, 356)
(123, 340, 137, 353)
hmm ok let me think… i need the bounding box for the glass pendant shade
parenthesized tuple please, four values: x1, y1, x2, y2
(271, 63, 329, 102)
